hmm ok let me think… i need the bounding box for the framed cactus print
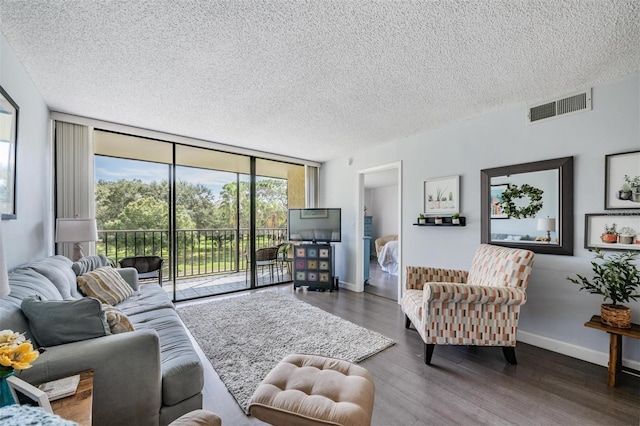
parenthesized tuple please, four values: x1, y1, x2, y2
(423, 175, 460, 216)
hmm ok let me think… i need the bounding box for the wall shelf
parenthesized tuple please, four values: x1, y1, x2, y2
(414, 216, 466, 227)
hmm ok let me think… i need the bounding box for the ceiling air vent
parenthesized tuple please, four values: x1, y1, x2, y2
(528, 89, 592, 124)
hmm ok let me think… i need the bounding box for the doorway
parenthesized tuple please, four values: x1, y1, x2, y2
(357, 162, 402, 302)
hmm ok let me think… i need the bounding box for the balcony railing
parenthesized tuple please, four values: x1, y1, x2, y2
(97, 227, 287, 280)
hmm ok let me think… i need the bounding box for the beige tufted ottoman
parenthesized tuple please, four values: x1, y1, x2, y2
(248, 354, 375, 426)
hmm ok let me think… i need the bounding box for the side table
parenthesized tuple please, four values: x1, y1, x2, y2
(584, 315, 640, 386)
(48, 370, 94, 425)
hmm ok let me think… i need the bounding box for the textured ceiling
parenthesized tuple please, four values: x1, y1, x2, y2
(0, 1, 639, 162)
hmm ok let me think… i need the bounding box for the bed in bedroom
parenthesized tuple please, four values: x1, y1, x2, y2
(376, 237, 399, 275)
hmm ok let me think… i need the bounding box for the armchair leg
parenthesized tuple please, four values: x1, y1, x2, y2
(405, 315, 411, 329)
(502, 347, 517, 365)
(425, 344, 435, 365)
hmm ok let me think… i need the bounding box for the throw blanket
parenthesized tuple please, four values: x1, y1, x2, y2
(0, 405, 76, 426)
(377, 240, 399, 275)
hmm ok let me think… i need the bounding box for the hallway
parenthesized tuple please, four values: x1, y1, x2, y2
(364, 259, 398, 301)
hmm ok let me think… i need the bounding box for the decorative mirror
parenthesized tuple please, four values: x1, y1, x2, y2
(481, 156, 573, 255)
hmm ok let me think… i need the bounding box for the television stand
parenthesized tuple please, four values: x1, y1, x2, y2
(293, 243, 334, 292)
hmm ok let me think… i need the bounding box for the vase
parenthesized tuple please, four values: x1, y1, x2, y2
(619, 235, 634, 244)
(0, 371, 16, 407)
(600, 233, 617, 244)
(618, 190, 632, 200)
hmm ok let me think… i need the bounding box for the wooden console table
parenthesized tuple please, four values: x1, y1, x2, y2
(584, 315, 640, 387)
(49, 370, 94, 425)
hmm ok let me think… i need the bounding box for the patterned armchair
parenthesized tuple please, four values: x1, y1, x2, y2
(401, 244, 535, 365)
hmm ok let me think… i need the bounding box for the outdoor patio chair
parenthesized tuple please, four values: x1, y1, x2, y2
(246, 246, 280, 284)
(119, 255, 164, 285)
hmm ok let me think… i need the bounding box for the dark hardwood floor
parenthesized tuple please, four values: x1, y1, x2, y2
(365, 259, 398, 301)
(185, 285, 640, 426)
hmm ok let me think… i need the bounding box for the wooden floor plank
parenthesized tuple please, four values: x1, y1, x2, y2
(181, 285, 640, 426)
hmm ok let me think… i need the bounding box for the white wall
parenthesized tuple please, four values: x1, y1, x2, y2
(366, 186, 399, 241)
(321, 72, 640, 369)
(0, 33, 52, 268)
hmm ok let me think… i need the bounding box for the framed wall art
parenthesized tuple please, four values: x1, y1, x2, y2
(584, 213, 640, 251)
(605, 150, 640, 210)
(6, 375, 53, 413)
(490, 184, 509, 219)
(0, 85, 18, 220)
(300, 209, 328, 219)
(423, 175, 459, 216)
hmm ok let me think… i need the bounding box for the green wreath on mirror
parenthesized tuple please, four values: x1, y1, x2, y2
(501, 184, 544, 219)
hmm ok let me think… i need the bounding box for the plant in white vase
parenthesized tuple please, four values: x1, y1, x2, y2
(618, 226, 636, 244)
(451, 212, 460, 225)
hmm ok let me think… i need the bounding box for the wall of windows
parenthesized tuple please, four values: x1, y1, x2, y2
(93, 130, 309, 300)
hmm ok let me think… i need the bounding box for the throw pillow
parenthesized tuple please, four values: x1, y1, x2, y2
(76, 267, 134, 305)
(102, 304, 135, 334)
(21, 296, 110, 347)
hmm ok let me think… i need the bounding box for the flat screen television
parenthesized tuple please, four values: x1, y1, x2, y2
(288, 208, 341, 243)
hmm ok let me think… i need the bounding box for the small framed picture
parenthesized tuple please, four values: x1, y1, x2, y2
(490, 184, 509, 219)
(6, 375, 53, 413)
(584, 213, 640, 251)
(604, 150, 640, 210)
(300, 209, 328, 219)
(423, 175, 460, 216)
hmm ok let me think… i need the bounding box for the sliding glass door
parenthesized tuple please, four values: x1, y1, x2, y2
(173, 145, 251, 300)
(254, 159, 305, 287)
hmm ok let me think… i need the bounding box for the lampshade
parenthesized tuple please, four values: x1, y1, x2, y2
(55, 218, 98, 243)
(537, 218, 556, 232)
(56, 218, 99, 262)
(0, 224, 9, 298)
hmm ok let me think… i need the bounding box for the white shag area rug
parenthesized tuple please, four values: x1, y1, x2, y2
(177, 291, 394, 413)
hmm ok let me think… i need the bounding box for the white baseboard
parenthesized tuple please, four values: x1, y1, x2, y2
(339, 280, 359, 292)
(518, 330, 640, 371)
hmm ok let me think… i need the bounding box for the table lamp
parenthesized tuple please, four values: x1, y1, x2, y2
(537, 217, 556, 242)
(55, 218, 98, 261)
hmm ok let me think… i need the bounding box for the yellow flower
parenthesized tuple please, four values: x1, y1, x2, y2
(0, 331, 39, 372)
(0, 346, 14, 368)
(10, 342, 39, 370)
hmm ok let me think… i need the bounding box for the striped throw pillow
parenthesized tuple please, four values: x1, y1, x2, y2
(102, 304, 135, 334)
(77, 267, 134, 305)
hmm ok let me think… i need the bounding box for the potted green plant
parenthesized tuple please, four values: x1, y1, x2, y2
(600, 223, 618, 244)
(451, 212, 460, 225)
(434, 188, 443, 209)
(418, 213, 426, 224)
(567, 248, 640, 328)
(618, 226, 636, 245)
(618, 181, 633, 201)
(624, 175, 640, 202)
(427, 195, 434, 209)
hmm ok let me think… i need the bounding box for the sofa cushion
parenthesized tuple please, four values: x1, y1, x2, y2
(77, 267, 135, 305)
(6, 269, 64, 304)
(129, 307, 203, 406)
(27, 256, 82, 300)
(103, 304, 135, 334)
(21, 296, 110, 347)
(116, 283, 175, 316)
(72, 254, 111, 276)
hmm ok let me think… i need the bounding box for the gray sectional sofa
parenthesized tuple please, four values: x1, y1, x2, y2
(0, 254, 204, 426)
